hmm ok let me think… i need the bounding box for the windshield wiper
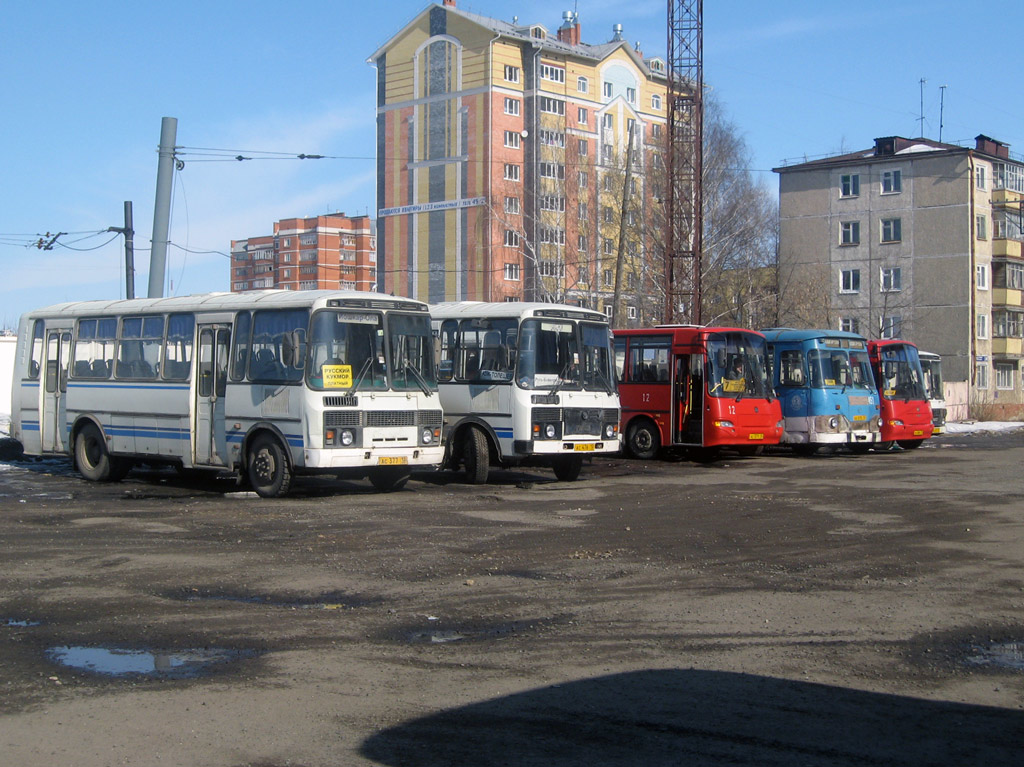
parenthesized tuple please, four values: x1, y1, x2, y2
(549, 360, 573, 396)
(404, 362, 433, 396)
(347, 357, 375, 393)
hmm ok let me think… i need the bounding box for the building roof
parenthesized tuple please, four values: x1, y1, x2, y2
(368, 1, 666, 80)
(774, 134, 1019, 173)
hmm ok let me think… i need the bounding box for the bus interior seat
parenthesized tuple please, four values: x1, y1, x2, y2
(479, 331, 503, 370)
(74, 361, 92, 378)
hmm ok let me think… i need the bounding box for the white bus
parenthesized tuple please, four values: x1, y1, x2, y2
(10, 291, 444, 497)
(918, 350, 946, 435)
(431, 302, 620, 483)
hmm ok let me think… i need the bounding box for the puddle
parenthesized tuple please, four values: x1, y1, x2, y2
(967, 642, 1024, 671)
(4, 618, 41, 627)
(167, 587, 380, 610)
(45, 646, 257, 678)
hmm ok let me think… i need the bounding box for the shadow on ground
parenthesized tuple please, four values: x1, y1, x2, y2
(361, 668, 1023, 766)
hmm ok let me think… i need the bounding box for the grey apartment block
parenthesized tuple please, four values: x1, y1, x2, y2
(775, 135, 1024, 416)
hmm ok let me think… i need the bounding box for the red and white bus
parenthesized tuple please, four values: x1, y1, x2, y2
(867, 339, 934, 449)
(613, 326, 783, 460)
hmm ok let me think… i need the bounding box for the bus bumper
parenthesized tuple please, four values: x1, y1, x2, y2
(303, 445, 445, 469)
(514, 439, 618, 456)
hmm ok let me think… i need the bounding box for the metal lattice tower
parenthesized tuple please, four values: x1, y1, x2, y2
(665, 0, 703, 324)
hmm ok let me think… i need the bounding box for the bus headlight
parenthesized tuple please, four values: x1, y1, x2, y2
(829, 417, 839, 430)
(713, 420, 734, 429)
(604, 423, 617, 439)
(421, 427, 434, 445)
(877, 418, 884, 429)
(545, 423, 557, 439)
(340, 429, 355, 446)
(888, 419, 904, 427)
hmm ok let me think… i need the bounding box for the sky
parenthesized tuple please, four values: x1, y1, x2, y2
(2, 0, 1022, 330)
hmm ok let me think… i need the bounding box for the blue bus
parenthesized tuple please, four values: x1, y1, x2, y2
(761, 329, 882, 454)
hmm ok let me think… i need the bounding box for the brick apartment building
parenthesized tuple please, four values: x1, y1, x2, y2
(370, 0, 669, 318)
(230, 214, 378, 293)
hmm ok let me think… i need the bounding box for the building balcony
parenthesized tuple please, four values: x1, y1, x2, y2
(993, 188, 1024, 204)
(993, 288, 1023, 307)
(992, 337, 1024, 358)
(994, 239, 1023, 258)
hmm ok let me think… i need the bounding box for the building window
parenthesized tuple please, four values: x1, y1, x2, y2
(881, 169, 902, 194)
(540, 64, 565, 83)
(976, 165, 987, 190)
(577, 107, 587, 125)
(539, 96, 565, 116)
(503, 130, 521, 149)
(603, 269, 613, 287)
(976, 264, 989, 289)
(538, 259, 566, 277)
(503, 163, 520, 182)
(603, 238, 614, 256)
(578, 171, 588, 187)
(539, 162, 565, 180)
(604, 304, 613, 317)
(881, 267, 902, 292)
(602, 206, 614, 224)
(627, 306, 637, 320)
(1007, 263, 1024, 290)
(976, 214, 988, 239)
(504, 97, 520, 116)
(994, 311, 1022, 338)
(602, 113, 613, 129)
(977, 313, 989, 340)
(881, 218, 902, 243)
(841, 221, 861, 245)
(603, 81, 613, 98)
(539, 195, 566, 212)
(626, 87, 636, 103)
(577, 76, 588, 92)
(840, 269, 861, 294)
(996, 364, 1014, 391)
(504, 263, 520, 281)
(504, 230, 520, 247)
(976, 362, 989, 390)
(840, 317, 860, 334)
(577, 202, 588, 220)
(504, 65, 520, 83)
(652, 94, 662, 110)
(652, 123, 662, 140)
(577, 235, 587, 252)
(840, 174, 860, 197)
(880, 315, 902, 339)
(539, 129, 565, 147)
(504, 196, 520, 215)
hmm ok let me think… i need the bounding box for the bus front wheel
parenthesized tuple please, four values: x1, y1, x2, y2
(627, 420, 660, 460)
(75, 423, 129, 482)
(897, 439, 924, 450)
(247, 434, 292, 498)
(462, 427, 490, 484)
(369, 468, 410, 492)
(552, 455, 583, 482)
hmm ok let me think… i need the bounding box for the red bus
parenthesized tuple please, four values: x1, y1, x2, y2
(867, 339, 934, 449)
(613, 326, 783, 460)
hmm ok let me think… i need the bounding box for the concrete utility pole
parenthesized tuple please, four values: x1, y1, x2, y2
(107, 201, 135, 299)
(148, 116, 178, 298)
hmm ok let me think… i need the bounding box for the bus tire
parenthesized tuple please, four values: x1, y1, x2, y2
(247, 433, 292, 498)
(369, 468, 410, 492)
(74, 423, 123, 482)
(552, 455, 583, 482)
(626, 419, 660, 460)
(736, 445, 765, 457)
(462, 426, 490, 484)
(897, 439, 924, 450)
(875, 441, 895, 452)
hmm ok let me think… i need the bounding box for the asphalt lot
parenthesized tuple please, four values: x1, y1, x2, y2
(1, 430, 1023, 766)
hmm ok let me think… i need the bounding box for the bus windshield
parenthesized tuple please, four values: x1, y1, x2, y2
(807, 348, 875, 390)
(580, 322, 615, 393)
(878, 346, 927, 401)
(920, 356, 943, 400)
(306, 310, 387, 391)
(707, 332, 771, 399)
(388, 313, 437, 393)
(516, 318, 578, 389)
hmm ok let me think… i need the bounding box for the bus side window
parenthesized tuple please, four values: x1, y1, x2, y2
(779, 350, 804, 387)
(29, 319, 44, 379)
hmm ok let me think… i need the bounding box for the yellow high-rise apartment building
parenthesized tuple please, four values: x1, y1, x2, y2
(370, 0, 668, 317)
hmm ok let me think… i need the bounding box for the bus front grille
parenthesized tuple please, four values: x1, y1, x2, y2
(417, 410, 443, 427)
(564, 408, 605, 436)
(366, 410, 415, 428)
(324, 395, 358, 407)
(325, 411, 361, 428)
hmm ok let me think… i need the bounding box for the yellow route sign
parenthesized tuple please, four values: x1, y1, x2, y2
(323, 364, 352, 389)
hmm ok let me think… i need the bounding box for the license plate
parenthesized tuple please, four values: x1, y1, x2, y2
(573, 443, 596, 452)
(377, 456, 408, 466)
(853, 415, 866, 421)
(748, 433, 764, 440)
(913, 430, 924, 436)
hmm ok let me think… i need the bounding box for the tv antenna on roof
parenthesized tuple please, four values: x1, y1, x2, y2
(918, 77, 927, 137)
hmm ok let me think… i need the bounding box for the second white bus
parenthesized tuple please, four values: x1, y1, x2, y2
(431, 302, 620, 483)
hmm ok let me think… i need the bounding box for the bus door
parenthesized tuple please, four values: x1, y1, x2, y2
(41, 330, 71, 453)
(193, 325, 230, 467)
(672, 352, 705, 444)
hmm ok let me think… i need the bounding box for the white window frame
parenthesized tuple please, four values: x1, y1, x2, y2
(503, 230, 520, 248)
(995, 363, 1014, 391)
(880, 267, 902, 293)
(540, 63, 565, 83)
(603, 81, 613, 98)
(881, 169, 902, 194)
(840, 317, 860, 334)
(976, 362, 989, 390)
(976, 264, 989, 290)
(504, 65, 520, 83)
(840, 173, 860, 197)
(976, 214, 988, 240)
(841, 221, 861, 245)
(840, 268, 861, 294)
(538, 96, 565, 116)
(880, 315, 902, 339)
(577, 107, 587, 125)
(651, 94, 662, 110)
(977, 313, 989, 340)
(626, 87, 636, 103)
(976, 165, 987, 190)
(503, 263, 520, 281)
(504, 196, 520, 215)
(881, 218, 902, 243)
(503, 130, 521, 149)
(504, 97, 520, 116)
(627, 305, 637, 320)
(577, 76, 588, 93)
(503, 163, 520, 182)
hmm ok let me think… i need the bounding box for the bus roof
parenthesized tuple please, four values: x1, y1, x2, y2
(430, 301, 607, 323)
(613, 326, 766, 339)
(759, 328, 868, 344)
(20, 290, 428, 320)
